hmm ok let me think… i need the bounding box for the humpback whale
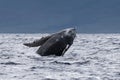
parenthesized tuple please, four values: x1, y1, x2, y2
(23, 28, 76, 56)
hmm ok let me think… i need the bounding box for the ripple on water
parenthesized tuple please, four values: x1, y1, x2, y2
(0, 61, 22, 65)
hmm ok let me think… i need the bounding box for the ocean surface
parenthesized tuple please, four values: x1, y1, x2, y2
(0, 34, 120, 80)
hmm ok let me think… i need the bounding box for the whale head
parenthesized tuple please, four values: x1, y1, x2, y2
(64, 28, 76, 39)
(56, 28, 76, 45)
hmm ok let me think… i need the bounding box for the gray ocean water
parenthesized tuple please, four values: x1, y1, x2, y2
(0, 34, 120, 80)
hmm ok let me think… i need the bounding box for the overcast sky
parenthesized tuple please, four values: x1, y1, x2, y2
(0, 0, 120, 33)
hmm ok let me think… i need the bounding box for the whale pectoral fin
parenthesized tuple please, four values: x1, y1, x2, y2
(23, 35, 52, 47)
(23, 41, 40, 47)
(61, 44, 71, 56)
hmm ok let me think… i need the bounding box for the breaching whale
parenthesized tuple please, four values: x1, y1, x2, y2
(23, 28, 76, 56)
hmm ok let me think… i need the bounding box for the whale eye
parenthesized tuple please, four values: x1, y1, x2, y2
(68, 29, 76, 38)
(69, 30, 75, 35)
(69, 30, 72, 33)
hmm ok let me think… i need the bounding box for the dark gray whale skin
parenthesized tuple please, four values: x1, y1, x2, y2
(23, 28, 76, 56)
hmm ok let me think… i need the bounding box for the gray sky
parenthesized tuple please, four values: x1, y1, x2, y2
(0, 0, 120, 33)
